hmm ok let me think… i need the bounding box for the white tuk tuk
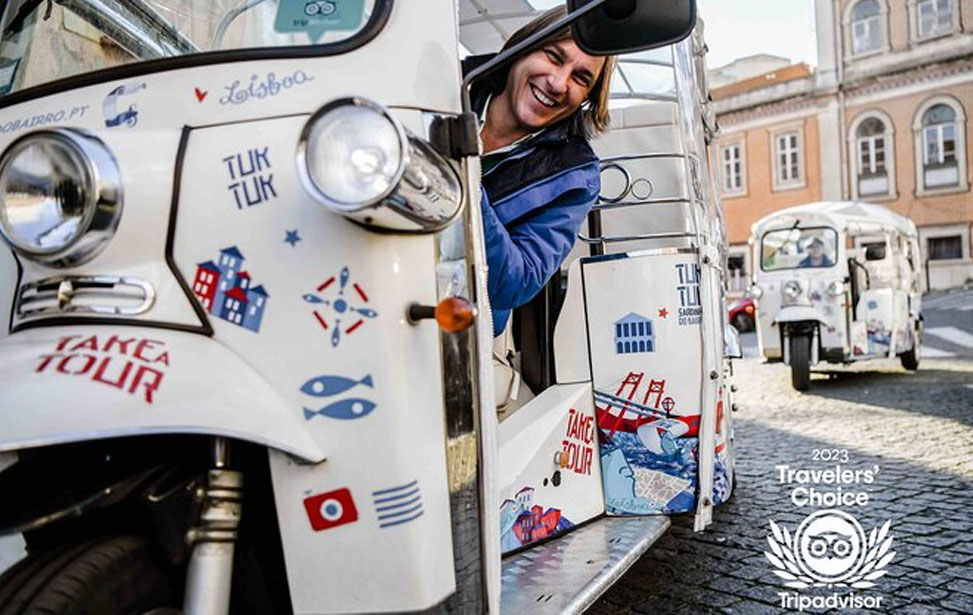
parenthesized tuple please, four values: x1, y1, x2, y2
(0, 1, 735, 613)
(749, 201, 923, 390)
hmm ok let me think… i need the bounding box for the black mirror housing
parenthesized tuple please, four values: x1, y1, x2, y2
(568, 0, 698, 56)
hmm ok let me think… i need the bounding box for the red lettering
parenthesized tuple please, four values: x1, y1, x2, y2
(130, 365, 164, 403)
(70, 336, 99, 352)
(104, 335, 135, 356)
(92, 357, 133, 390)
(57, 354, 97, 375)
(133, 339, 164, 363)
(55, 335, 81, 351)
(153, 351, 170, 366)
(581, 446, 592, 475)
(581, 415, 593, 444)
(36, 353, 63, 372)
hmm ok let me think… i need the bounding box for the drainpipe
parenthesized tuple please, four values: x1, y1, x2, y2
(835, 0, 849, 200)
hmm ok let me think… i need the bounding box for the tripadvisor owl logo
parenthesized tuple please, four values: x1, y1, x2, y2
(765, 509, 895, 611)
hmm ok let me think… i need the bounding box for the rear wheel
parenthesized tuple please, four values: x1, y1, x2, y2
(0, 535, 176, 615)
(900, 322, 921, 371)
(789, 334, 811, 391)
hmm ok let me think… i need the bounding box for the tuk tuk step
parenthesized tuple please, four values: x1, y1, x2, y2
(500, 515, 670, 614)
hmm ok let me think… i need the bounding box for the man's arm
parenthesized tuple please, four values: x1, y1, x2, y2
(481, 179, 598, 311)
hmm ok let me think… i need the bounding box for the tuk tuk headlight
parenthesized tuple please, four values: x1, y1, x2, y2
(828, 280, 845, 296)
(782, 280, 803, 301)
(747, 284, 763, 300)
(298, 97, 463, 232)
(0, 129, 122, 267)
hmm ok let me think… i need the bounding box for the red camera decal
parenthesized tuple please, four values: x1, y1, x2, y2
(303, 488, 359, 531)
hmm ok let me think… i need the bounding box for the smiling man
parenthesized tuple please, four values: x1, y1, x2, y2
(462, 7, 615, 408)
(468, 7, 616, 343)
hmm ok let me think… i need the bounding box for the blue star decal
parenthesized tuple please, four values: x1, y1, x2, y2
(284, 230, 301, 247)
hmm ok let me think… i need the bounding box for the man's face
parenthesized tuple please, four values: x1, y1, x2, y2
(809, 242, 823, 258)
(500, 39, 605, 133)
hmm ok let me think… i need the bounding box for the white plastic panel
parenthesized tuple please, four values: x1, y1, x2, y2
(498, 383, 604, 554)
(554, 259, 591, 384)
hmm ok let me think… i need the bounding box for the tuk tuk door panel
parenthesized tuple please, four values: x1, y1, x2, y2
(854, 288, 896, 357)
(581, 252, 729, 515)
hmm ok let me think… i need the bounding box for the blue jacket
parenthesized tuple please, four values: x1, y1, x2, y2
(480, 123, 601, 336)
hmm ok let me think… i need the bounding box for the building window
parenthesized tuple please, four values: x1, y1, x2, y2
(850, 0, 883, 54)
(917, 0, 953, 37)
(721, 143, 745, 194)
(855, 116, 892, 197)
(772, 128, 804, 191)
(928, 235, 962, 260)
(914, 97, 968, 196)
(922, 104, 958, 188)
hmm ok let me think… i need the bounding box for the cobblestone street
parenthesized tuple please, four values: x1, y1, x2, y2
(591, 352, 973, 615)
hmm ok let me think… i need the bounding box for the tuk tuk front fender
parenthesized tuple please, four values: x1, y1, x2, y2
(773, 306, 827, 328)
(0, 326, 324, 462)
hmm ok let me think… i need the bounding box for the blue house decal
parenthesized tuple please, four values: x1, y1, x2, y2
(191, 245, 270, 333)
(614, 313, 654, 354)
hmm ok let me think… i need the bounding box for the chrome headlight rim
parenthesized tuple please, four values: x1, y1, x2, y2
(746, 284, 764, 300)
(0, 128, 122, 267)
(827, 280, 845, 296)
(296, 96, 408, 214)
(782, 280, 803, 300)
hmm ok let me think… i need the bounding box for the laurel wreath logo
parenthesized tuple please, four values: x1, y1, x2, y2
(765, 518, 895, 589)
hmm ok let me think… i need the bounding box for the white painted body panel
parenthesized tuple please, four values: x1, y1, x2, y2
(0, 3, 465, 612)
(498, 383, 604, 554)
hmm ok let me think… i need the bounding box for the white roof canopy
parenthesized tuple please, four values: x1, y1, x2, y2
(751, 202, 919, 238)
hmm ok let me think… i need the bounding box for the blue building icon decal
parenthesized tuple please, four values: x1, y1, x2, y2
(192, 246, 269, 333)
(614, 313, 654, 354)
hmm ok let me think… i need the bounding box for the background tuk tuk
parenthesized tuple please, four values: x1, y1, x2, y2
(749, 201, 923, 390)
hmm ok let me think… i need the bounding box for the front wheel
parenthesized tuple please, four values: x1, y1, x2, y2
(789, 334, 811, 391)
(732, 312, 754, 333)
(0, 535, 176, 615)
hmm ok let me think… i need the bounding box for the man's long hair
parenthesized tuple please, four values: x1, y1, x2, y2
(484, 7, 617, 140)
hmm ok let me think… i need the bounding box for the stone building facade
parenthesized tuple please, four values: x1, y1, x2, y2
(714, 0, 973, 292)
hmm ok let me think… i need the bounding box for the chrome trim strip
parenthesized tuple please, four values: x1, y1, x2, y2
(16, 275, 156, 318)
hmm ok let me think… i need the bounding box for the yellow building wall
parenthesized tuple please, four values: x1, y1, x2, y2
(844, 81, 973, 227)
(721, 115, 823, 245)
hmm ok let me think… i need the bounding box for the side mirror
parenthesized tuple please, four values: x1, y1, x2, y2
(864, 244, 887, 261)
(568, 0, 698, 55)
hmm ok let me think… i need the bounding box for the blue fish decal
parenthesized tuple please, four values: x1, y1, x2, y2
(339, 267, 350, 294)
(304, 398, 376, 421)
(300, 374, 373, 397)
(303, 293, 327, 304)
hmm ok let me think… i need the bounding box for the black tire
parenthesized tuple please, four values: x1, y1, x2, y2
(789, 334, 811, 391)
(0, 535, 176, 615)
(900, 324, 921, 371)
(732, 313, 754, 333)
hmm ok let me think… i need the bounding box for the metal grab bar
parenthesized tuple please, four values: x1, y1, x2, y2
(578, 231, 697, 244)
(609, 93, 678, 102)
(599, 152, 698, 164)
(593, 197, 696, 212)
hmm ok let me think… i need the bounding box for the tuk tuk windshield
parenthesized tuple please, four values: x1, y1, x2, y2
(760, 227, 838, 271)
(0, 0, 378, 97)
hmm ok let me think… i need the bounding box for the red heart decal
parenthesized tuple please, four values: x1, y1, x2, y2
(194, 87, 207, 102)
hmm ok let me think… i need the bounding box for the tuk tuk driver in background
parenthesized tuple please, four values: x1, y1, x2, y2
(799, 237, 833, 268)
(463, 7, 616, 407)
